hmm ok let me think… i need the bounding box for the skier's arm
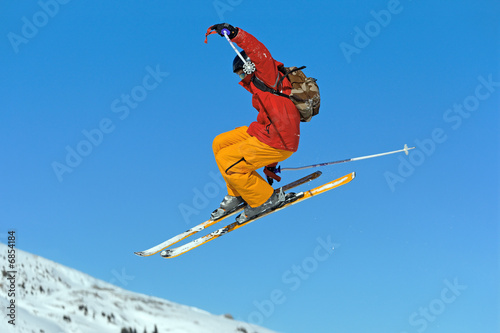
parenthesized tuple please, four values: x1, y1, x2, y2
(231, 28, 280, 87)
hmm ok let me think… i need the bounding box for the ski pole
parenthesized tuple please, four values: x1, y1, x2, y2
(279, 144, 415, 172)
(221, 29, 256, 74)
(204, 26, 256, 74)
(222, 29, 245, 63)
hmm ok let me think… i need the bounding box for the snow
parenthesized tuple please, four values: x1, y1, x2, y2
(0, 243, 277, 333)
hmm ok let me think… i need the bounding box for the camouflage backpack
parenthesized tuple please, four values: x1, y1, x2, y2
(252, 66, 320, 122)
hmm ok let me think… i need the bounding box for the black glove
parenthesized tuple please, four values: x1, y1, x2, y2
(263, 163, 281, 185)
(210, 23, 239, 39)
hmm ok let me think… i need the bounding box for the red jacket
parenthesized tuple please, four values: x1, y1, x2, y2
(233, 29, 300, 152)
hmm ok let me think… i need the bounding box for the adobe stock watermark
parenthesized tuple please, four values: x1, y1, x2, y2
(52, 65, 169, 182)
(384, 73, 499, 191)
(7, 0, 73, 54)
(178, 171, 227, 225)
(340, 0, 413, 64)
(246, 236, 338, 325)
(400, 278, 467, 333)
(109, 267, 135, 287)
(213, 0, 243, 20)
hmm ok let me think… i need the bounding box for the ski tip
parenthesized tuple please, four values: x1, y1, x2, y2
(134, 251, 146, 257)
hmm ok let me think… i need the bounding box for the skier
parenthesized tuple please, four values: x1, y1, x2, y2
(208, 23, 301, 223)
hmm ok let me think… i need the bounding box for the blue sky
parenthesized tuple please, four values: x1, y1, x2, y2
(1, 0, 499, 332)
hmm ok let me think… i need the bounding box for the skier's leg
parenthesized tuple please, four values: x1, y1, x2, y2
(210, 127, 251, 220)
(212, 126, 250, 155)
(212, 126, 251, 197)
(216, 136, 292, 208)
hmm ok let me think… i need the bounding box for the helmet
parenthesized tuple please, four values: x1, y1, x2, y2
(232, 50, 251, 73)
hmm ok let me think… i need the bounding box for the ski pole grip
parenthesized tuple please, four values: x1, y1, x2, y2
(221, 28, 231, 37)
(264, 168, 281, 183)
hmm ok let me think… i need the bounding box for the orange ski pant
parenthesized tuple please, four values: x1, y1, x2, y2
(213, 126, 293, 208)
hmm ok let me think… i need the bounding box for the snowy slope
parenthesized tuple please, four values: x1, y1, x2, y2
(0, 243, 277, 333)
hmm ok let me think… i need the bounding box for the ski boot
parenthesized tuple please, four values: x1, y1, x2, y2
(235, 189, 286, 224)
(210, 195, 246, 221)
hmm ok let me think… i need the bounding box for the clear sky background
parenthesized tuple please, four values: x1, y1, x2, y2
(1, 1, 499, 332)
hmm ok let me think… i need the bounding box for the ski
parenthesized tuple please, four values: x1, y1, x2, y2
(161, 172, 355, 259)
(134, 171, 322, 257)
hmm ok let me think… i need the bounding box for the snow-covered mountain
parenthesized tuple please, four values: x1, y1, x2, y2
(0, 243, 277, 333)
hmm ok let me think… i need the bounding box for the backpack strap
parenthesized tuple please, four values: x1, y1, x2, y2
(251, 66, 307, 98)
(275, 66, 306, 91)
(251, 75, 284, 96)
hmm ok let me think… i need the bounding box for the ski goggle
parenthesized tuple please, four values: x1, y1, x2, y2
(238, 73, 246, 80)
